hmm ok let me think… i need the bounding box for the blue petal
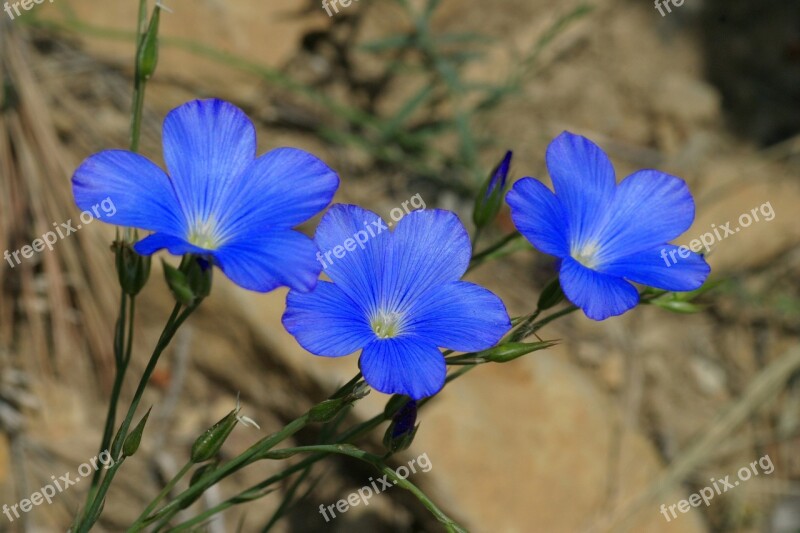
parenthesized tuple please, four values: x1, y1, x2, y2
(600, 244, 710, 291)
(359, 337, 446, 399)
(72, 150, 184, 234)
(212, 229, 321, 293)
(313, 204, 390, 309)
(283, 281, 374, 356)
(134, 233, 207, 256)
(162, 99, 256, 225)
(383, 209, 471, 309)
(594, 170, 696, 263)
(217, 148, 338, 237)
(506, 177, 569, 257)
(408, 281, 510, 352)
(546, 132, 616, 246)
(560, 256, 639, 320)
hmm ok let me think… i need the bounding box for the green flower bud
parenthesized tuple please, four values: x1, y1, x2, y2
(136, 7, 161, 81)
(479, 340, 558, 363)
(185, 257, 213, 301)
(163, 260, 195, 306)
(191, 409, 239, 463)
(122, 407, 152, 458)
(309, 381, 370, 423)
(650, 299, 703, 314)
(115, 241, 151, 296)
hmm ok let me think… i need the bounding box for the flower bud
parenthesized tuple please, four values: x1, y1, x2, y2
(122, 407, 152, 458)
(383, 400, 418, 453)
(309, 381, 370, 423)
(162, 260, 195, 306)
(136, 7, 161, 81)
(185, 257, 213, 301)
(191, 409, 239, 463)
(480, 340, 558, 363)
(115, 241, 151, 296)
(473, 150, 512, 228)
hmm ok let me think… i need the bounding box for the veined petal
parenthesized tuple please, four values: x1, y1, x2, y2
(506, 177, 569, 257)
(600, 244, 710, 291)
(407, 281, 510, 352)
(359, 337, 446, 400)
(382, 210, 471, 312)
(134, 233, 207, 256)
(212, 229, 321, 293)
(313, 204, 389, 310)
(560, 256, 639, 320)
(283, 281, 374, 357)
(594, 170, 696, 263)
(162, 99, 256, 226)
(546, 132, 616, 246)
(72, 150, 184, 234)
(218, 147, 339, 237)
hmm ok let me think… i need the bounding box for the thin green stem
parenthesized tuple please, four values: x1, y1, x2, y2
(468, 231, 521, 270)
(133, 461, 193, 527)
(87, 294, 129, 493)
(131, 414, 311, 531)
(268, 445, 468, 533)
(76, 459, 126, 532)
(78, 302, 190, 532)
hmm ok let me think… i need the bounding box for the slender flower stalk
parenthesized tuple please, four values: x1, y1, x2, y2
(80, 0, 158, 523)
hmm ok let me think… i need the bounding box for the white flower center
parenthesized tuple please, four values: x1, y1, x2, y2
(370, 309, 405, 339)
(188, 219, 224, 250)
(571, 241, 601, 269)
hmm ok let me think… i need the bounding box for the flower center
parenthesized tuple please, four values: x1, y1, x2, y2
(571, 241, 601, 269)
(370, 309, 405, 339)
(188, 219, 223, 250)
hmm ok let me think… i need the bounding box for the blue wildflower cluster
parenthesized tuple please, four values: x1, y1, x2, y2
(73, 99, 710, 399)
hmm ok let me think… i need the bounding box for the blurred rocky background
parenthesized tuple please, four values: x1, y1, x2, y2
(1, 0, 799, 531)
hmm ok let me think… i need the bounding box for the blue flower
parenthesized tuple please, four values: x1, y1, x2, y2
(72, 99, 339, 293)
(282, 205, 511, 399)
(506, 131, 710, 321)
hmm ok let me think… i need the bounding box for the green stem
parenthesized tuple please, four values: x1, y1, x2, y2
(259, 466, 311, 533)
(131, 414, 312, 531)
(133, 461, 193, 527)
(135, 296, 581, 530)
(78, 302, 192, 533)
(82, 0, 149, 515)
(141, 366, 473, 530)
(87, 295, 129, 492)
(275, 445, 467, 533)
(112, 303, 185, 458)
(170, 445, 467, 533)
(129, 81, 146, 154)
(468, 231, 521, 271)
